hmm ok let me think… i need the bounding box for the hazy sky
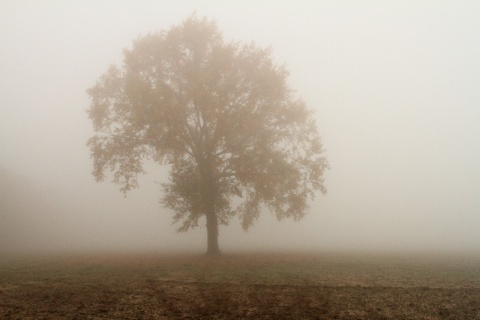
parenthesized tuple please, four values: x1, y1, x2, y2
(1, 1, 479, 253)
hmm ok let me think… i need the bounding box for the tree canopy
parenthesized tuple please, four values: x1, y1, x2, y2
(87, 15, 328, 255)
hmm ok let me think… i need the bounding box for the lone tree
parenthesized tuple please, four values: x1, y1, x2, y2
(87, 16, 328, 255)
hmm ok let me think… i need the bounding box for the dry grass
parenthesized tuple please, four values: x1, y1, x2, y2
(0, 251, 479, 319)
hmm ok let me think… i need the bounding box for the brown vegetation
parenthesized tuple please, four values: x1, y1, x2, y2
(1, 252, 479, 319)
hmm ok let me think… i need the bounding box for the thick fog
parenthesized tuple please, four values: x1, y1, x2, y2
(1, 1, 479, 254)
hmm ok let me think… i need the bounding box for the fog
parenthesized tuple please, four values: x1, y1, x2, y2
(1, 1, 479, 255)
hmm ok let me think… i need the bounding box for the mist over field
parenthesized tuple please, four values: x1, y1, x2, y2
(1, 1, 480, 255)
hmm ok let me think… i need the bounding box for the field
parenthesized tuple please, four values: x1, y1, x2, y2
(0, 251, 479, 319)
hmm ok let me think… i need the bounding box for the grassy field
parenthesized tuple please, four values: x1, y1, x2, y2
(0, 251, 479, 319)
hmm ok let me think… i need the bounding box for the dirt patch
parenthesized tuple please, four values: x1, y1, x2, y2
(1, 252, 479, 319)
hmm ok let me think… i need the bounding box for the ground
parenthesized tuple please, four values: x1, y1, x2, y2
(0, 251, 479, 319)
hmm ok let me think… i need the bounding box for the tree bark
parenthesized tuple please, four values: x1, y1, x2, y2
(201, 160, 221, 256)
(205, 209, 220, 256)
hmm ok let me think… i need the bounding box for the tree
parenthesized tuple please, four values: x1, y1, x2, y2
(87, 15, 328, 255)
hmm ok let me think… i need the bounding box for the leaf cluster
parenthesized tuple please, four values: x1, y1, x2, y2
(87, 15, 328, 231)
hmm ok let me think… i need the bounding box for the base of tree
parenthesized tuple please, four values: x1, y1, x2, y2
(205, 249, 221, 257)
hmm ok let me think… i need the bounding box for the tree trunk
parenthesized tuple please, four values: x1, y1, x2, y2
(205, 210, 220, 256)
(202, 161, 220, 256)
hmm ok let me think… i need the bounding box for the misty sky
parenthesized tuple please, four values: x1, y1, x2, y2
(1, 1, 479, 253)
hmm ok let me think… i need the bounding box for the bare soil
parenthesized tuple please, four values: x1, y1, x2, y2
(0, 252, 479, 319)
